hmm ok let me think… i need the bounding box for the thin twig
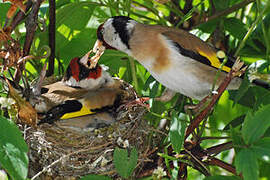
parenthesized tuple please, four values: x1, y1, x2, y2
(206, 141, 233, 155)
(129, 57, 138, 92)
(31, 149, 86, 180)
(184, 148, 210, 176)
(196, 0, 255, 27)
(234, 0, 270, 56)
(200, 136, 230, 141)
(207, 157, 238, 176)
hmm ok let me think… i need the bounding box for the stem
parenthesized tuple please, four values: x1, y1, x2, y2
(234, 0, 269, 56)
(176, 0, 205, 28)
(206, 141, 233, 155)
(207, 157, 238, 176)
(129, 57, 138, 92)
(258, 0, 270, 61)
(47, 0, 56, 77)
(196, 0, 255, 27)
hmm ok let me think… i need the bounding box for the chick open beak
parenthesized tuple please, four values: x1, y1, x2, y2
(89, 40, 105, 68)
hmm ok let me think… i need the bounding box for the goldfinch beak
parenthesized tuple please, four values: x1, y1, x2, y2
(90, 40, 105, 68)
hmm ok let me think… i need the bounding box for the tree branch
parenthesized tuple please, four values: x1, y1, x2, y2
(207, 157, 238, 175)
(206, 141, 233, 155)
(14, 0, 43, 83)
(47, 0, 56, 77)
(10, 0, 33, 31)
(185, 60, 246, 139)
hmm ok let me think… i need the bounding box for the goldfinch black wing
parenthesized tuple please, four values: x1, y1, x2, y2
(37, 86, 122, 125)
(161, 30, 234, 73)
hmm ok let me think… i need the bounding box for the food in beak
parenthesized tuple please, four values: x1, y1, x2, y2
(89, 40, 106, 69)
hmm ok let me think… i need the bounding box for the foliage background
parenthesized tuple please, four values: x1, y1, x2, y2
(0, 0, 270, 179)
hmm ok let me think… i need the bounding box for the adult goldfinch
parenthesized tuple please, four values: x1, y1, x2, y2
(62, 50, 114, 90)
(92, 16, 268, 100)
(29, 51, 124, 124)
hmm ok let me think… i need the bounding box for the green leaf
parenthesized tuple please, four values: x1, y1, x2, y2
(80, 174, 112, 180)
(259, 161, 270, 179)
(224, 18, 247, 40)
(210, 91, 249, 130)
(230, 86, 270, 110)
(144, 75, 155, 91)
(0, 4, 10, 26)
(169, 112, 187, 153)
(213, 0, 229, 11)
(230, 127, 244, 153)
(229, 88, 255, 109)
(253, 87, 270, 110)
(59, 28, 97, 66)
(231, 76, 250, 106)
(235, 149, 259, 180)
(204, 175, 241, 180)
(251, 137, 270, 158)
(242, 104, 270, 144)
(0, 116, 29, 180)
(56, 2, 96, 29)
(149, 80, 160, 98)
(223, 115, 245, 130)
(198, 19, 218, 34)
(113, 147, 138, 178)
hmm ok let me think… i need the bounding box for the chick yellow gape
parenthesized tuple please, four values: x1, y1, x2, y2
(91, 16, 269, 100)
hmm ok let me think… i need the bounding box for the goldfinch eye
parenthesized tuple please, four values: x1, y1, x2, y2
(100, 28, 104, 34)
(97, 25, 105, 40)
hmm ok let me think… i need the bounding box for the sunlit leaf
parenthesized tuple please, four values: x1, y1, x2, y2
(251, 137, 270, 158)
(80, 174, 111, 180)
(204, 175, 241, 180)
(242, 104, 270, 144)
(235, 149, 259, 180)
(113, 147, 138, 178)
(224, 18, 247, 40)
(0, 116, 29, 180)
(169, 112, 187, 153)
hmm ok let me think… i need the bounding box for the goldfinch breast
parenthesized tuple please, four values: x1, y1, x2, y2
(129, 25, 172, 73)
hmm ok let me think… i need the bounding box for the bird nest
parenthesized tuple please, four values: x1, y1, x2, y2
(25, 79, 165, 179)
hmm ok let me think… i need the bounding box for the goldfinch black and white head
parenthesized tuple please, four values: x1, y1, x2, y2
(95, 16, 136, 55)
